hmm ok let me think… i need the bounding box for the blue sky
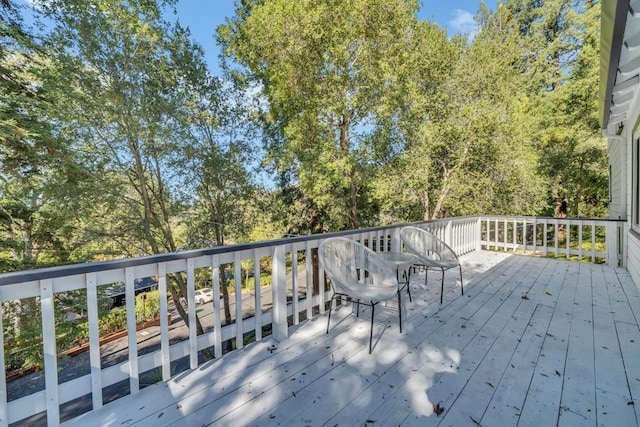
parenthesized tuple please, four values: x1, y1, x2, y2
(172, 0, 498, 75)
(22, 0, 498, 75)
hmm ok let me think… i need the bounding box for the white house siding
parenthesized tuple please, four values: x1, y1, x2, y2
(628, 233, 640, 288)
(609, 137, 626, 219)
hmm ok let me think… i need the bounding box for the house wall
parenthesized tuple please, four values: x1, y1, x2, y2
(629, 233, 640, 286)
(609, 136, 626, 219)
(625, 107, 640, 288)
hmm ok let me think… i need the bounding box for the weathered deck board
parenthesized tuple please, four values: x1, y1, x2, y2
(64, 252, 640, 427)
(591, 263, 637, 426)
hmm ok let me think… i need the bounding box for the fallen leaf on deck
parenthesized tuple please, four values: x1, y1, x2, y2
(555, 370, 561, 376)
(545, 291, 552, 295)
(521, 294, 529, 300)
(176, 404, 182, 409)
(366, 419, 376, 423)
(629, 401, 635, 406)
(158, 412, 163, 418)
(485, 382, 494, 388)
(434, 403, 445, 416)
(269, 415, 276, 419)
(470, 416, 481, 425)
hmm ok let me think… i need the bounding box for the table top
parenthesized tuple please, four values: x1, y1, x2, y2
(378, 251, 417, 268)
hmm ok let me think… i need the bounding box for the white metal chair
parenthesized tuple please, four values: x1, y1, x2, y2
(318, 237, 403, 354)
(400, 226, 463, 304)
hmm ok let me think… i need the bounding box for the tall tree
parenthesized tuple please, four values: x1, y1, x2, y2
(504, 0, 607, 217)
(219, 0, 419, 230)
(0, 0, 88, 271)
(374, 4, 547, 221)
(37, 0, 215, 356)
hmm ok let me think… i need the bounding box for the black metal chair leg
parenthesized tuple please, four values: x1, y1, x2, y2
(326, 294, 335, 334)
(459, 265, 464, 296)
(356, 299, 360, 317)
(440, 268, 445, 304)
(397, 290, 402, 333)
(406, 268, 413, 302)
(369, 302, 375, 354)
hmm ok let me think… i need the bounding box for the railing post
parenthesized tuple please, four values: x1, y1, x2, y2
(607, 221, 620, 267)
(86, 272, 103, 409)
(476, 217, 482, 251)
(445, 220, 453, 246)
(390, 227, 401, 252)
(272, 244, 289, 341)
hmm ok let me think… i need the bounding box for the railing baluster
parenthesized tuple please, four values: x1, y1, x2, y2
(187, 259, 198, 368)
(553, 219, 558, 258)
(591, 222, 596, 263)
(566, 223, 571, 259)
(86, 272, 102, 409)
(305, 241, 313, 321)
(125, 267, 139, 394)
(233, 253, 243, 350)
(607, 222, 619, 267)
(578, 221, 584, 260)
(254, 252, 263, 340)
(533, 219, 537, 255)
(292, 250, 299, 326)
(40, 279, 59, 426)
(543, 218, 548, 257)
(211, 255, 222, 359)
(158, 263, 171, 380)
(318, 249, 326, 314)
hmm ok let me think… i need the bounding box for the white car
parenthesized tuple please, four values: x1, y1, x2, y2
(194, 288, 214, 305)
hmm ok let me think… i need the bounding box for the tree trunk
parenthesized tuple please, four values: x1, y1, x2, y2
(422, 189, 430, 221)
(554, 197, 567, 218)
(339, 116, 358, 229)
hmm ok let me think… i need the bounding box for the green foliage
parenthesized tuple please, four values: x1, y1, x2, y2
(0, 0, 611, 278)
(136, 290, 160, 322)
(220, 0, 419, 230)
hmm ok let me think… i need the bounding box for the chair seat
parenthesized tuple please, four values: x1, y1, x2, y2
(339, 280, 398, 301)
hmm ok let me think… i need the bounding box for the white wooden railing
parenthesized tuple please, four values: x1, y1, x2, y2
(0, 215, 622, 425)
(478, 216, 625, 267)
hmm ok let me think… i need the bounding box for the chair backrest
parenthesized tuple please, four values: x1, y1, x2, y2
(399, 226, 459, 268)
(318, 237, 397, 300)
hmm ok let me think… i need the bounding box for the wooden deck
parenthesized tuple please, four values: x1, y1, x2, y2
(66, 251, 640, 427)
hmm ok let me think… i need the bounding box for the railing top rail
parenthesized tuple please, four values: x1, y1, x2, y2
(1, 218, 482, 286)
(2, 214, 589, 286)
(479, 215, 625, 223)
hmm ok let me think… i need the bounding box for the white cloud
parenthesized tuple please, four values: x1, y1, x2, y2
(448, 9, 478, 39)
